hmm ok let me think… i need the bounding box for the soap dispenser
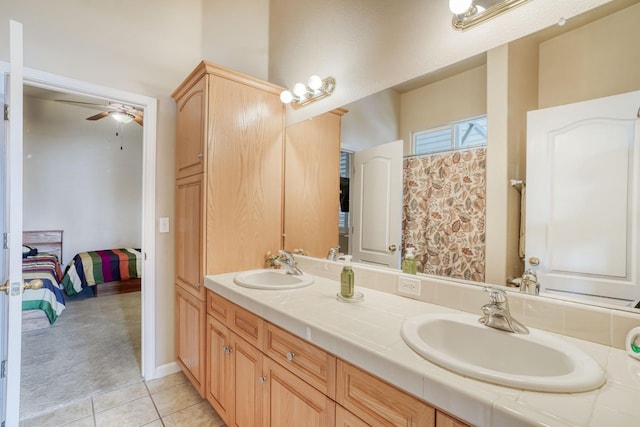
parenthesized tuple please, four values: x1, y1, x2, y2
(340, 255, 355, 298)
(402, 247, 417, 275)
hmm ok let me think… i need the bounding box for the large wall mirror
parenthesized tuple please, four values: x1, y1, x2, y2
(286, 0, 640, 313)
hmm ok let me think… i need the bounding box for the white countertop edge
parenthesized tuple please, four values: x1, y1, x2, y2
(204, 272, 617, 427)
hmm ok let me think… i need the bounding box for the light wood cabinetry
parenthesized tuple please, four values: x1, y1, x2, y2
(175, 75, 207, 179)
(335, 405, 369, 427)
(175, 285, 206, 395)
(175, 173, 205, 300)
(206, 293, 336, 427)
(263, 356, 336, 427)
(173, 61, 285, 396)
(284, 108, 347, 257)
(336, 360, 435, 426)
(436, 411, 470, 427)
(204, 292, 471, 427)
(264, 322, 336, 398)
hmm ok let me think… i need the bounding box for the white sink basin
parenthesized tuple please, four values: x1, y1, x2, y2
(401, 313, 606, 393)
(233, 269, 314, 290)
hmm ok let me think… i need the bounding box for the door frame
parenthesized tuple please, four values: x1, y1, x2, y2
(0, 60, 158, 381)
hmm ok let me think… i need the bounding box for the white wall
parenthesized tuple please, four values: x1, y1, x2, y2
(201, 0, 270, 80)
(23, 96, 143, 264)
(341, 88, 400, 152)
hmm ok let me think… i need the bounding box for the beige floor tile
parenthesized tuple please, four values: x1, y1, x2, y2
(62, 416, 95, 427)
(140, 420, 164, 427)
(20, 399, 93, 427)
(94, 395, 159, 427)
(93, 381, 148, 413)
(162, 401, 225, 427)
(145, 371, 188, 394)
(150, 381, 203, 417)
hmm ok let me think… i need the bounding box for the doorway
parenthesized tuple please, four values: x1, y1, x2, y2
(2, 62, 158, 420)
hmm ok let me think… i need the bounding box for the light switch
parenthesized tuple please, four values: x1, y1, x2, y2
(159, 217, 170, 233)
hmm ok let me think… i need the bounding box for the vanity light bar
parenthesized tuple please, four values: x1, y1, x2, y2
(451, 0, 531, 31)
(280, 76, 336, 109)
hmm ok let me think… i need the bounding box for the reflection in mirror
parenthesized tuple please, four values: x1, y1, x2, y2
(294, 0, 640, 312)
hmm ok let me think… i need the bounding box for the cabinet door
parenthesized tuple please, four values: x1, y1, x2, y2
(206, 76, 284, 274)
(263, 357, 335, 427)
(175, 285, 206, 396)
(336, 405, 369, 427)
(284, 109, 344, 257)
(232, 333, 263, 427)
(176, 75, 207, 179)
(176, 174, 206, 299)
(206, 315, 233, 425)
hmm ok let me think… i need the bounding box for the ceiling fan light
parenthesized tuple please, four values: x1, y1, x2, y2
(111, 111, 134, 124)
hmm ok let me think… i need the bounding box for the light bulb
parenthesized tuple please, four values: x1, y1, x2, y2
(111, 111, 134, 124)
(449, 0, 472, 14)
(293, 83, 307, 97)
(280, 90, 293, 104)
(308, 75, 323, 91)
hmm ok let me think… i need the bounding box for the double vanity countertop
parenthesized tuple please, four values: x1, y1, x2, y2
(205, 272, 640, 427)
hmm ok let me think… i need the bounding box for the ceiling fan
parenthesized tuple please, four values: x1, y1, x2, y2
(55, 99, 144, 126)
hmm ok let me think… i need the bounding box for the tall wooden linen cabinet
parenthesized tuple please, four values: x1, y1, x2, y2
(172, 61, 285, 396)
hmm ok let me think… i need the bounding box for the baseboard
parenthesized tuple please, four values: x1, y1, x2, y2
(149, 361, 182, 380)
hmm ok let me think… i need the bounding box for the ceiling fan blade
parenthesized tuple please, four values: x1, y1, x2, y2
(56, 99, 113, 112)
(133, 116, 144, 126)
(86, 111, 110, 121)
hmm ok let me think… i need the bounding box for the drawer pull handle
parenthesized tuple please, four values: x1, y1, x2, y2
(286, 352, 295, 361)
(258, 376, 267, 384)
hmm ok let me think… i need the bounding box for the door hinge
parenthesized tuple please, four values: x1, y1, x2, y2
(3, 233, 8, 250)
(1, 360, 7, 379)
(3, 104, 8, 121)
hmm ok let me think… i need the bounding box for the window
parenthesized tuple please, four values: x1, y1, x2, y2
(339, 151, 352, 232)
(412, 115, 487, 155)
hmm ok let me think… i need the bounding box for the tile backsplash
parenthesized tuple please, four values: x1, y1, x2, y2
(295, 255, 640, 350)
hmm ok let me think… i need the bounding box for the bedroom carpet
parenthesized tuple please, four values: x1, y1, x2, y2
(20, 291, 142, 420)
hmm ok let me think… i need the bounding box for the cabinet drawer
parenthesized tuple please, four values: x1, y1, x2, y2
(336, 361, 435, 427)
(264, 322, 336, 399)
(229, 302, 263, 349)
(206, 290, 231, 323)
(436, 411, 470, 427)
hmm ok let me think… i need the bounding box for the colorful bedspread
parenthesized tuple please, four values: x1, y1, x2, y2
(62, 248, 142, 296)
(22, 254, 66, 324)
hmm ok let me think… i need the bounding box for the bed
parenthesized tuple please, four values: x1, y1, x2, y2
(22, 230, 67, 329)
(61, 248, 142, 296)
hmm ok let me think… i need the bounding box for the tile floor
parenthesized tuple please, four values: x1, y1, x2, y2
(19, 372, 226, 427)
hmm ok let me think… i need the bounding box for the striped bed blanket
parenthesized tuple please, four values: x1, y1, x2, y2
(62, 248, 142, 296)
(22, 254, 66, 324)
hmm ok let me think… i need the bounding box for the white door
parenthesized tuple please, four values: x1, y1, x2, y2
(2, 20, 24, 426)
(526, 90, 640, 302)
(351, 140, 403, 268)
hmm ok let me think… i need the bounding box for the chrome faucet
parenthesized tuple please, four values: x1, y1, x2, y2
(479, 286, 529, 334)
(520, 269, 539, 295)
(326, 246, 343, 261)
(274, 250, 303, 275)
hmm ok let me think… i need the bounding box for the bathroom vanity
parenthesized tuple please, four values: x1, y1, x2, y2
(204, 269, 640, 427)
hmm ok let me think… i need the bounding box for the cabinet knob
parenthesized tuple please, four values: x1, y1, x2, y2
(286, 352, 295, 361)
(223, 345, 233, 355)
(197, 153, 204, 159)
(258, 376, 267, 384)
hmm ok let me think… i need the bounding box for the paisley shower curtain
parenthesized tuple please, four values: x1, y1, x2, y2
(402, 148, 486, 281)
